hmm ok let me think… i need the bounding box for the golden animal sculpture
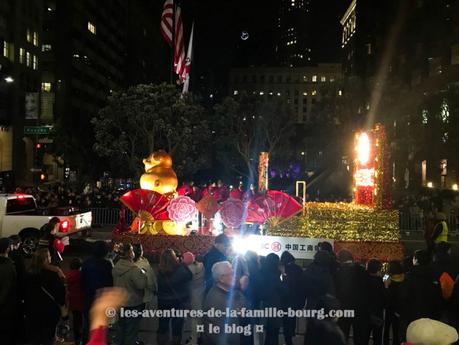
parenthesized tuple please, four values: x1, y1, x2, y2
(139, 150, 178, 196)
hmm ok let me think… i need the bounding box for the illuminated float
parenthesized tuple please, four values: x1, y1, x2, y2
(114, 124, 404, 261)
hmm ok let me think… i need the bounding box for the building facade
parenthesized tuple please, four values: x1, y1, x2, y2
(0, 0, 43, 188)
(340, 0, 459, 190)
(229, 64, 343, 123)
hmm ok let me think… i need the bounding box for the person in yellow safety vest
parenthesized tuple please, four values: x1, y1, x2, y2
(431, 212, 449, 244)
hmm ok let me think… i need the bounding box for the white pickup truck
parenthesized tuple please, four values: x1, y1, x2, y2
(0, 194, 92, 253)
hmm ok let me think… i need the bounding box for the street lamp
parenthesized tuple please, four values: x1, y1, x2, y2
(427, 181, 434, 188)
(4, 76, 14, 83)
(453, 184, 458, 191)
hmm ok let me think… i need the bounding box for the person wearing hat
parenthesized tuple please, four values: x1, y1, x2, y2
(431, 212, 449, 245)
(403, 318, 458, 345)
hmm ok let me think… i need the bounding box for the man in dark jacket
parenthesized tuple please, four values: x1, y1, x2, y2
(203, 234, 231, 293)
(281, 251, 304, 345)
(304, 294, 346, 345)
(0, 237, 17, 345)
(113, 243, 148, 345)
(303, 250, 337, 308)
(400, 249, 443, 341)
(81, 241, 113, 343)
(365, 259, 386, 345)
(334, 250, 369, 345)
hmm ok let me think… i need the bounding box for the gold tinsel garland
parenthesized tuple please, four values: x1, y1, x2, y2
(266, 202, 400, 242)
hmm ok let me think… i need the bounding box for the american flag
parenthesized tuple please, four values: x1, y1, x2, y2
(174, 3, 186, 82)
(160, 0, 173, 46)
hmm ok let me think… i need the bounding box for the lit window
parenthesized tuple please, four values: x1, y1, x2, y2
(26, 51, 31, 66)
(88, 21, 96, 34)
(321, 76, 326, 82)
(42, 44, 52, 52)
(312, 75, 317, 82)
(303, 76, 308, 82)
(338, 90, 343, 96)
(259, 91, 264, 95)
(233, 90, 238, 95)
(303, 92, 308, 96)
(33, 32, 39, 46)
(3, 41, 8, 58)
(41, 82, 51, 92)
(26, 29, 32, 43)
(19, 48, 25, 63)
(422, 109, 428, 124)
(312, 90, 317, 96)
(33, 55, 38, 70)
(330, 77, 335, 82)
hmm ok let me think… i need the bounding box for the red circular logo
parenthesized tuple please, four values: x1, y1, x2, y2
(271, 242, 281, 252)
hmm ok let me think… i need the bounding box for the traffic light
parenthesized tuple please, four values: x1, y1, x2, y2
(34, 142, 44, 167)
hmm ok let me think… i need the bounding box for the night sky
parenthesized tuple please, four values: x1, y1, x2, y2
(180, 0, 349, 92)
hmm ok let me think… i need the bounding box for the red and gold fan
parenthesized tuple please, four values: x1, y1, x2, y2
(120, 189, 170, 234)
(246, 190, 303, 225)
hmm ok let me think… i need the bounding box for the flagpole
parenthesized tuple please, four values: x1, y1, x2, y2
(170, 0, 176, 84)
(182, 22, 194, 94)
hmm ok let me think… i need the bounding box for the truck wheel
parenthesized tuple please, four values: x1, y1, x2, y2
(20, 230, 40, 256)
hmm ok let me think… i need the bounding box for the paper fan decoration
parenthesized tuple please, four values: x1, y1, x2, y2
(196, 195, 220, 219)
(246, 190, 303, 224)
(220, 198, 246, 228)
(167, 196, 196, 223)
(120, 189, 169, 219)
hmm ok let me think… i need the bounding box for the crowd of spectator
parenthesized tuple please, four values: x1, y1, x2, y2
(1, 233, 459, 345)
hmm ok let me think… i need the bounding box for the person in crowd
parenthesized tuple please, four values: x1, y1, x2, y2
(203, 234, 231, 292)
(217, 179, 229, 203)
(423, 212, 436, 250)
(431, 212, 449, 245)
(0, 237, 17, 345)
(318, 241, 339, 274)
(383, 260, 406, 345)
(259, 253, 284, 345)
(365, 259, 386, 345)
(303, 294, 346, 345)
(334, 249, 369, 345)
(9, 234, 27, 344)
(280, 251, 304, 345)
(203, 261, 249, 345)
(133, 243, 157, 308)
(24, 248, 67, 345)
(244, 251, 262, 309)
(39, 216, 63, 265)
(431, 242, 458, 283)
(232, 253, 250, 292)
(183, 251, 205, 345)
(302, 250, 336, 309)
(81, 241, 113, 343)
(112, 243, 148, 345)
(404, 318, 458, 345)
(107, 241, 123, 266)
(156, 248, 193, 345)
(400, 249, 443, 341)
(65, 258, 85, 345)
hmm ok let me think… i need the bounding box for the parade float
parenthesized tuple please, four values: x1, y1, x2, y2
(113, 124, 404, 262)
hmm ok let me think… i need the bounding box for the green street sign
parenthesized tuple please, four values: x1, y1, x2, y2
(24, 126, 53, 135)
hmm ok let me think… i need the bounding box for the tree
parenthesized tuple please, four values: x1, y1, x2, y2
(92, 83, 210, 178)
(213, 92, 295, 181)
